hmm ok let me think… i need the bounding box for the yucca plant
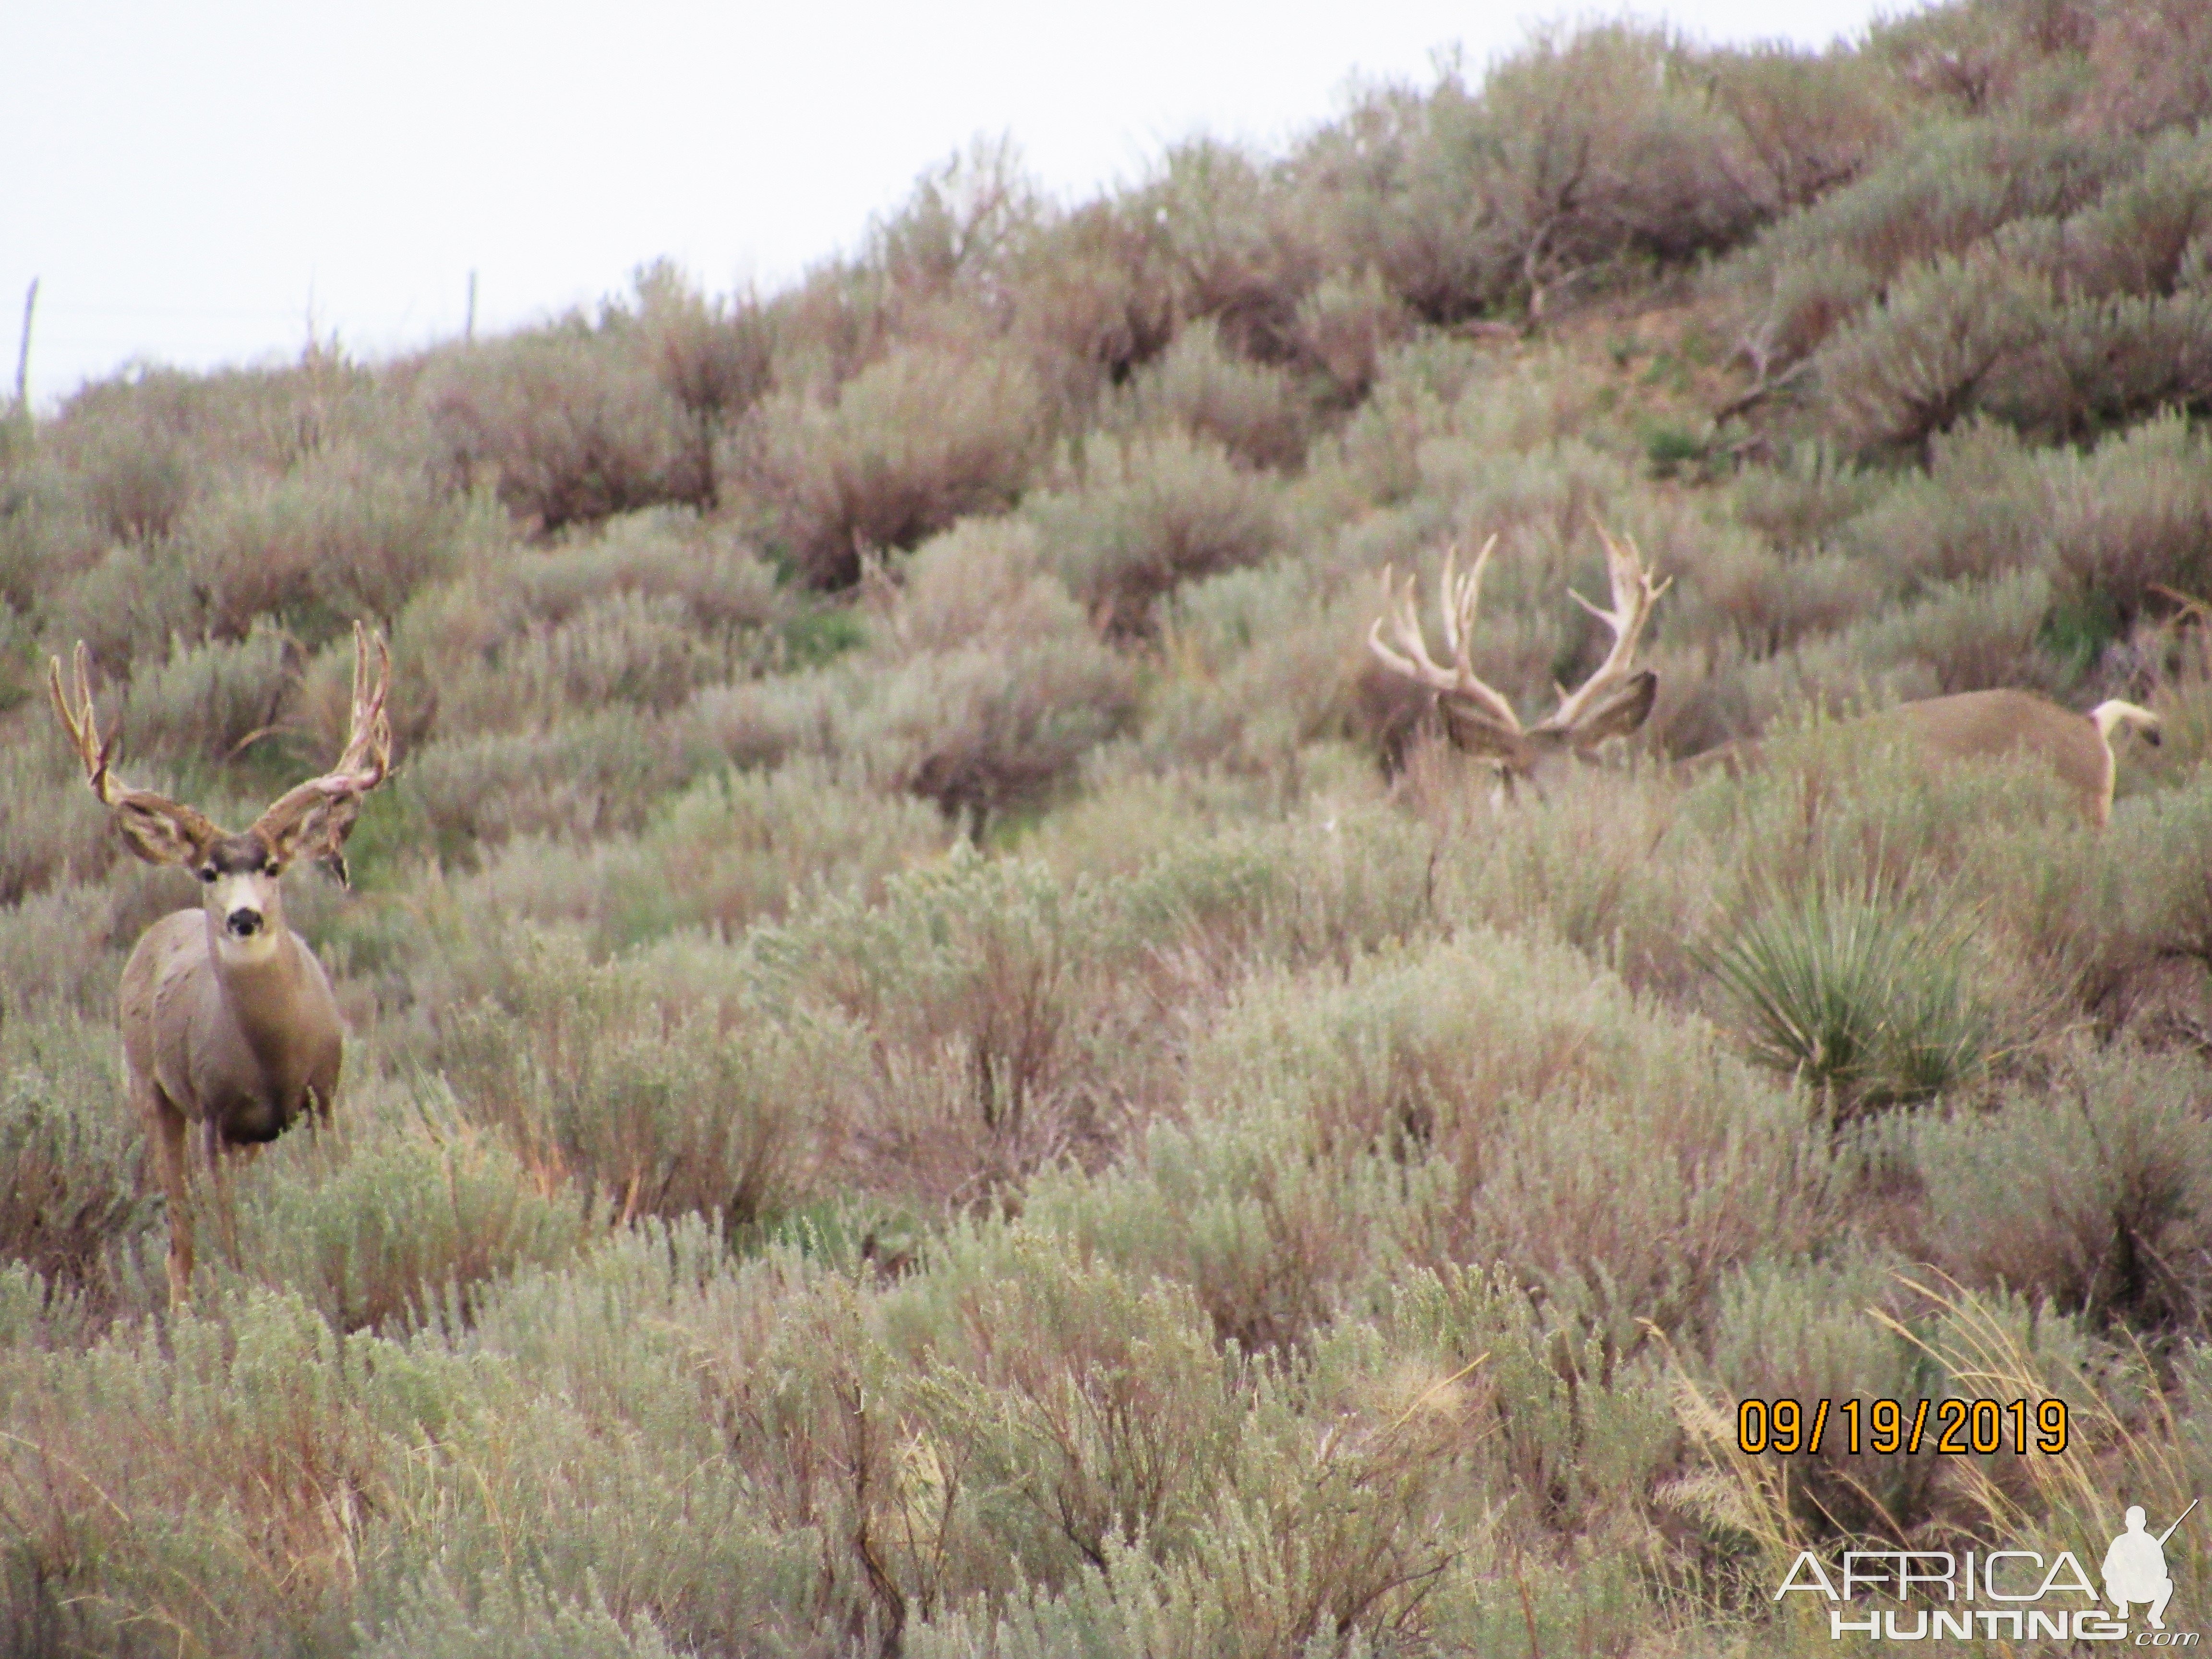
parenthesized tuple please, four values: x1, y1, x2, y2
(1699, 871, 1997, 1117)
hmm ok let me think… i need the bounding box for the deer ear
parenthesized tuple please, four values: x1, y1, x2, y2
(262, 787, 366, 884)
(1439, 696, 1536, 767)
(111, 795, 217, 867)
(1566, 669, 1657, 749)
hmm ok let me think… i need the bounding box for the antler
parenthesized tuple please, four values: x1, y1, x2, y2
(1531, 526, 1671, 736)
(48, 642, 224, 859)
(248, 623, 394, 884)
(1367, 534, 1523, 737)
(48, 642, 122, 805)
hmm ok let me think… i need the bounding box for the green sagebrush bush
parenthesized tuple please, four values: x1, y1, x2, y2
(1813, 235, 2051, 456)
(1906, 1041, 2212, 1334)
(1704, 42, 1900, 211)
(1847, 568, 2059, 696)
(425, 325, 709, 533)
(357, 1574, 685, 1659)
(2044, 409, 2212, 625)
(1817, 235, 2212, 454)
(1005, 200, 1179, 414)
(733, 340, 1047, 588)
(1381, 1262, 1677, 1541)
(1702, 1248, 1951, 1540)
(1141, 560, 1380, 776)
(435, 928, 843, 1230)
(38, 353, 392, 551)
(1100, 319, 1312, 471)
(1728, 118, 2134, 369)
(890, 1227, 1251, 1586)
(1032, 429, 1281, 634)
(501, 506, 782, 634)
(48, 541, 210, 666)
(878, 1230, 1498, 1654)
(401, 708, 703, 858)
(0, 728, 115, 905)
(713, 519, 1135, 829)
(1138, 138, 1320, 365)
(1305, 24, 1772, 327)
(0, 1230, 825, 1657)
(113, 620, 298, 766)
(850, 518, 1136, 825)
(744, 848, 1154, 1203)
(632, 258, 776, 442)
(0, 450, 103, 616)
(428, 590, 754, 735)
(0, 864, 190, 1024)
(1836, 417, 2049, 590)
(1293, 265, 1411, 403)
(457, 757, 950, 952)
(1728, 441, 1887, 553)
(1030, 926, 1833, 1355)
(1668, 525, 1883, 657)
(172, 445, 469, 641)
(0, 1013, 151, 1307)
(210, 1083, 598, 1333)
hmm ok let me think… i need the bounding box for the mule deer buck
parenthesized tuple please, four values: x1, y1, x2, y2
(48, 625, 394, 1302)
(1369, 527, 1671, 797)
(1370, 529, 2160, 823)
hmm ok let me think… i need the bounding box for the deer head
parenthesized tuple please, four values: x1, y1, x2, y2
(49, 625, 395, 955)
(1369, 527, 1670, 794)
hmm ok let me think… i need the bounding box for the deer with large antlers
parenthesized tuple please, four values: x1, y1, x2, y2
(1370, 527, 1672, 795)
(1370, 529, 2161, 823)
(49, 625, 394, 1303)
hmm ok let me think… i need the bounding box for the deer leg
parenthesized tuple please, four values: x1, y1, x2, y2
(201, 1118, 246, 1274)
(141, 1082, 193, 1306)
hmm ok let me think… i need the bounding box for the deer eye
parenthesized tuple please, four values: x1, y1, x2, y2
(198, 866, 218, 883)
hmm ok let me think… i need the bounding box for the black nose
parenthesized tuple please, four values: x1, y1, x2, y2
(226, 908, 264, 938)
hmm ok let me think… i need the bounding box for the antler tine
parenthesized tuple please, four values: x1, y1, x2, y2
(1367, 536, 1522, 734)
(48, 641, 120, 803)
(46, 644, 224, 865)
(331, 621, 394, 785)
(1542, 526, 1671, 733)
(247, 623, 397, 868)
(1436, 535, 1499, 672)
(1369, 567, 1449, 689)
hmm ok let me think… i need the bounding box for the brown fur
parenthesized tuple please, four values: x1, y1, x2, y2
(122, 844, 345, 1300)
(1690, 689, 2160, 826)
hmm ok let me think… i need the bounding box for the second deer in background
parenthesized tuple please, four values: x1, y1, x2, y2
(1369, 528, 2161, 823)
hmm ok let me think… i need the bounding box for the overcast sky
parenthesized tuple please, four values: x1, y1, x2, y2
(4, 0, 1911, 407)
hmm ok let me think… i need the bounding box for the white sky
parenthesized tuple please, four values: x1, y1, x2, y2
(4, 0, 1910, 408)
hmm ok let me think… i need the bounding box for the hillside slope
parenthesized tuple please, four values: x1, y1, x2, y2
(5, 0, 2212, 1651)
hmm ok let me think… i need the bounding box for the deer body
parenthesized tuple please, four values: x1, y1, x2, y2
(1693, 689, 2158, 825)
(50, 627, 392, 1302)
(121, 895, 342, 1150)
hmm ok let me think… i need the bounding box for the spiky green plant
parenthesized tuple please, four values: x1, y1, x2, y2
(1699, 872, 1996, 1116)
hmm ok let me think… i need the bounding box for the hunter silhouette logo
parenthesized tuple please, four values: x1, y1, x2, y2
(1774, 1495, 2204, 1640)
(2106, 1500, 2197, 1631)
